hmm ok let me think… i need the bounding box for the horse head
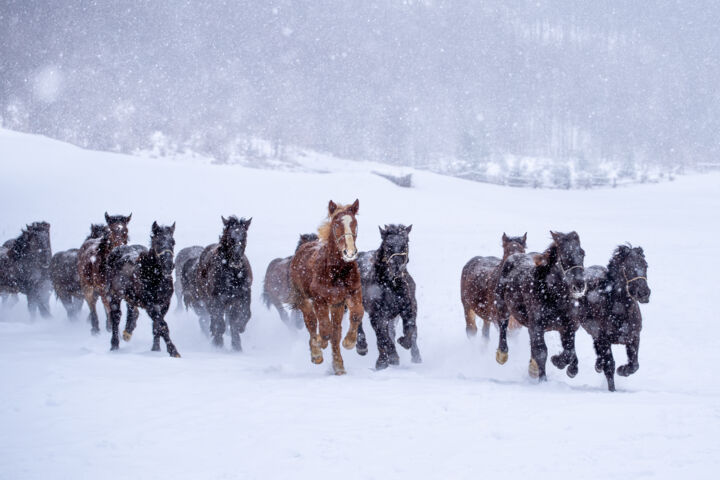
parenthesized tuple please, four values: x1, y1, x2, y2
(104, 212, 131, 248)
(150, 221, 176, 275)
(502, 232, 527, 258)
(379, 224, 412, 280)
(220, 216, 251, 265)
(326, 199, 359, 262)
(610, 244, 650, 303)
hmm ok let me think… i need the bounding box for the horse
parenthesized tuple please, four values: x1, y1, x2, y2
(571, 245, 650, 391)
(262, 233, 318, 329)
(494, 231, 586, 381)
(0, 221, 52, 317)
(355, 224, 422, 370)
(50, 224, 106, 319)
(77, 213, 131, 334)
(289, 200, 364, 375)
(174, 245, 204, 311)
(184, 216, 253, 350)
(104, 221, 180, 357)
(461, 233, 526, 339)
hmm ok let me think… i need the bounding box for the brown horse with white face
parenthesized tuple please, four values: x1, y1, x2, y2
(289, 200, 364, 375)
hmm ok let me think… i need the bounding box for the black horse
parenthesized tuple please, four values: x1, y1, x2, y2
(184, 216, 252, 350)
(356, 224, 421, 370)
(572, 245, 650, 391)
(50, 224, 106, 319)
(174, 245, 204, 311)
(0, 221, 52, 318)
(105, 222, 180, 357)
(495, 231, 586, 381)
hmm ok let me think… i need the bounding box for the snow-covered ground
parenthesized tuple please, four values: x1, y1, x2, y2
(1, 129, 719, 479)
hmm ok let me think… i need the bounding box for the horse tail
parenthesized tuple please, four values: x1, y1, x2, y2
(261, 290, 272, 309)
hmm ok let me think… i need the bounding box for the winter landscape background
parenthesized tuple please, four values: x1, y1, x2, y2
(2, 1, 720, 186)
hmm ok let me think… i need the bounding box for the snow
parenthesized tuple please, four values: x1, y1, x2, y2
(1, 128, 719, 479)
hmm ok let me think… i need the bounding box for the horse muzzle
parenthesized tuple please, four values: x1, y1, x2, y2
(342, 250, 358, 262)
(571, 283, 587, 299)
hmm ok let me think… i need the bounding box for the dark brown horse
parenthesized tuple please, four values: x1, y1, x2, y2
(184, 216, 253, 350)
(494, 231, 586, 381)
(0, 221, 52, 317)
(105, 222, 180, 357)
(262, 233, 318, 329)
(50, 224, 106, 319)
(77, 213, 131, 334)
(461, 233, 526, 339)
(289, 200, 364, 375)
(572, 245, 650, 391)
(356, 224, 421, 370)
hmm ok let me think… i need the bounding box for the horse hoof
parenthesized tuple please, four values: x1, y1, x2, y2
(212, 337, 224, 348)
(617, 365, 633, 377)
(91, 328, 100, 336)
(342, 336, 356, 350)
(411, 352, 422, 364)
(496, 349, 508, 365)
(550, 354, 567, 369)
(151, 344, 161, 352)
(375, 359, 389, 370)
(595, 360, 603, 373)
(566, 364, 578, 378)
(122, 331, 132, 342)
(320, 337, 329, 349)
(356, 344, 368, 356)
(389, 352, 400, 366)
(110, 344, 119, 351)
(466, 326, 478, 338)
(334, 366, 346, 376)
(311, 354, 324, 364)
(528, 359, 540, 379)
(397, 336, 412, 350)
(170, 351, 181, 358)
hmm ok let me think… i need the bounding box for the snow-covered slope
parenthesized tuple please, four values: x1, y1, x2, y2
(1, 129, 718, 479)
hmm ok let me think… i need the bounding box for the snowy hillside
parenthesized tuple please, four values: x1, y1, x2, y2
(1, 129, 719, 479)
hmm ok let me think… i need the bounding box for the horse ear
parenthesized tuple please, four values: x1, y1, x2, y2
(126, 213, 132, 223)
(502, 232, 509, 243)
(637, 246, 644, 255)
(152, 221, 159, 233)
(244, 217, 252, 228)
(170, 222, 176, 234)
(550, 230, 561, 242)
(405, 224, 412, 233)
(350, 198, 359, 215)
(378, 225, 386, 238)
(522, 232, 528, 245)
(328, 201, 338, 216)
(105, 212, 111, 223)
(222, 216, 228, 225)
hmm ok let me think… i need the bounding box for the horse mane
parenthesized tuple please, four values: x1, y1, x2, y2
(296, 233, 319, 252)
(317, 204, 353, 243)
(607, 243, 634, 280)
(533, 243, 558, 276)
(382, 224, 407, 237)
(12, 222, 49, 257)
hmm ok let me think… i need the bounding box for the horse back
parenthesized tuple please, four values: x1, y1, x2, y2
(50, 249, 81, 297)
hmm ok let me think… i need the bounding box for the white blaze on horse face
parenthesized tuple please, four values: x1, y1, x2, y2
(341, 215, 357, 261)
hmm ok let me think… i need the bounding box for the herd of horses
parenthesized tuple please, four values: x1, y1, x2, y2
(0, 199, 651, 391)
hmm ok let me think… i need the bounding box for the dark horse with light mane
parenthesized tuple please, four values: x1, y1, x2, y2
(262, 233, 318, 329)
(290, 200, 364, 375)
(570, 245, 650, 391)
(0, 221, 52, 317)
(461, 233, 526, 339)
(78, 213, 131, 334)
(356, 224, 421, 370)
(105, 222, 180, 357)
(50, 224, 106, 319)
(494, 231, 586, 381)
(183, 216, 253, 350)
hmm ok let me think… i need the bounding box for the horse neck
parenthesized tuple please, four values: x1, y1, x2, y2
(536, 244, 559, 277)
(606, 257, 632, 303)
(320, 239, 349, 273)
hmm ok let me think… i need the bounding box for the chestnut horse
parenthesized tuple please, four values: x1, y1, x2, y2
(494, 231, 586, 381)
(461, 233, 526, 339)
(77, 213, 131, 334)
(289, 200, 364, 375)
(50, 224, 106, 319)
(262, 233, 318, 329)
(572, 245, 650, 391)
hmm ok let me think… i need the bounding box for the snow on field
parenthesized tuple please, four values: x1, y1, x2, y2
(1, 128, 719, 479)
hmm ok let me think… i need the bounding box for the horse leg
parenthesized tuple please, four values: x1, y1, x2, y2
(495, 312, 510, 365)
(270, 296, 292, 328)
(463, 305, 478, 338)
(101, 296, 113, 332)
(316, 301, 331, 349)
(329, 304, 346, 375)
(551, 325, 579, 378)
(386, 318, 400, 366)
(108, 297, 122, 351)
(290, 309, 305, 330)
(30, 287, 52, 319)
(617, 337, 640, 377)
(399, 307, 421, 364)
(123, 304, 140, 343)
(299, 299, 322, 364)
(151, 309, 181, 358)
(341, 291, 364, 350)
(371, 314, 391, 370)
(528, 324, 548, 381)
(594, 337, 616, 391)
(355, 320, 368, 356)
(69, 296, 84, 320)
(229, 295, 251, 352)
(209, 302, 226, 348)
(84, 288, 100, 335)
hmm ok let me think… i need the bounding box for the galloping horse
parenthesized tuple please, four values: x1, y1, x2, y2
(572, 245, 650, 391)
(289, 200, 364, 375)
(356, 224, 421, 369)
(263, 233, 318, 329)
(174, 245, 204, 311)
(105, 222, 180, 357)
(50, 224, 106, 319)
(494, 231, 586, 381)
(0, 221, 52, 317)
(184, 216, 253, 350)
(77, 213, 131, 334)
(461, 233, 526, 339)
